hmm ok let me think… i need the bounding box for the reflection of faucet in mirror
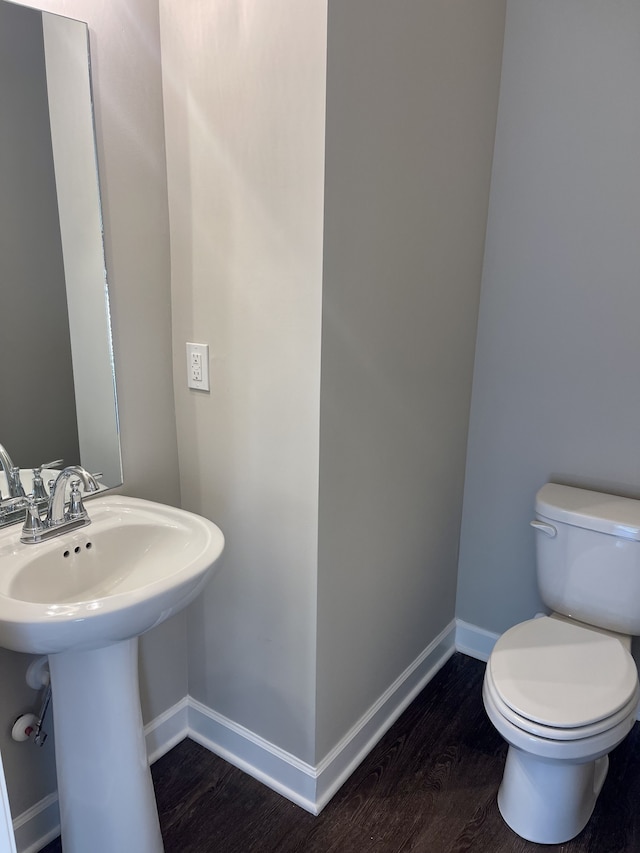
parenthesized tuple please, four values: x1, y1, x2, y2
(21, 465, 101, 544)
(31, 459, 64, 503)
(0, 444, 24, 500)
(0, 456, 65, 529)
(0, 442, 25, 499)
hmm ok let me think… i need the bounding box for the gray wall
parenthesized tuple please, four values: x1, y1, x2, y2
(456, 0, 640, 635)
(316, 0, 505, 760)
(162, 0, 506, 772)
(161, 0, 327, 765)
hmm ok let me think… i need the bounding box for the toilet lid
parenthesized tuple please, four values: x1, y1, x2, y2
(489, 617, 638, 728)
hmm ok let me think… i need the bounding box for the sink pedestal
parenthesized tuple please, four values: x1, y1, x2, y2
(48, 637, 164, 853)
(0, 495, 224, 850)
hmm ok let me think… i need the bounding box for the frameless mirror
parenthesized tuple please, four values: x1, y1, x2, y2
(0, 0, 122, 523)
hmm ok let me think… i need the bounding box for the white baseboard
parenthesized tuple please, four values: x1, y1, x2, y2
(12, 793, 59, 853)
(455, 618, 499, 662)
(188, 700, 319, 813)
(13, 620, 459, 849)
(187, 619, 457, 816)
(314, 619, 456, 812)
(145, 696, 189, 765)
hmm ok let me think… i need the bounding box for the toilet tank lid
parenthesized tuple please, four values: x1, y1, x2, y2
(536, 483, 640, 541)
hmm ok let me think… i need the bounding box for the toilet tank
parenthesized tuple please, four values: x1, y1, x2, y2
(534, 483, 640, 635)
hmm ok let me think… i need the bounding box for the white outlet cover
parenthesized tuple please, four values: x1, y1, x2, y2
(186, 342, 210, 391)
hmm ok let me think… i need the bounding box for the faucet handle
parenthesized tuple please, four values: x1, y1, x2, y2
(68, 480, 88, 520)
(31, 470, 49, 502)
(20, 496, 44, 542)
(67, 472, 102, 520)
(9, 467, 25, 498)
(29, 461, 63, 502)
(36, 459, 64, 474)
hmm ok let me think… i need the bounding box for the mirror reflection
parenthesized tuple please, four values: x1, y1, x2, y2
(0, 0, 122, 525)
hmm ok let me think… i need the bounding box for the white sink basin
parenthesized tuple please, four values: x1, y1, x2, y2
(0, 494, 224, 655)
(0, 493, 224, 853)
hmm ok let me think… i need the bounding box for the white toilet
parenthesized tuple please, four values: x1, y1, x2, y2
(483, 483, 640, 844)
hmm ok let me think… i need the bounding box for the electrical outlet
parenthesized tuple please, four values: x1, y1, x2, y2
(186, 342, 210, 391)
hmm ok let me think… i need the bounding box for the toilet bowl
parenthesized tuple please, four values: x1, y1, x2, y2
(484, 615, 639, 843)
(484, 484, 640, 843)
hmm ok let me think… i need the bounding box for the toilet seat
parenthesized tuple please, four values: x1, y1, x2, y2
(488, 616, 638, 734)
(484, 666, 639, 741)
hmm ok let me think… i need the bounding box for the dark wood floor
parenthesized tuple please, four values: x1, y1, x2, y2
(42, 653, 640, 852)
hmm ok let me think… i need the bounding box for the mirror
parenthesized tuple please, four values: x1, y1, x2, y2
(0, 0, 122, 520)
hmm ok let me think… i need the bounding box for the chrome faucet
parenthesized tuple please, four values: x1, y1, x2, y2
(21, 465, 101, 544)
(0, 442, 25, 499)
(46, 466, 100, 526)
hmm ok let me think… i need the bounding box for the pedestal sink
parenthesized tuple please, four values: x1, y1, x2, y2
(0, 495, 225, 853)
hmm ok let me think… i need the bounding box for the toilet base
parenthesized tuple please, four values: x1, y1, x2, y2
(498, 745, 609, 844)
